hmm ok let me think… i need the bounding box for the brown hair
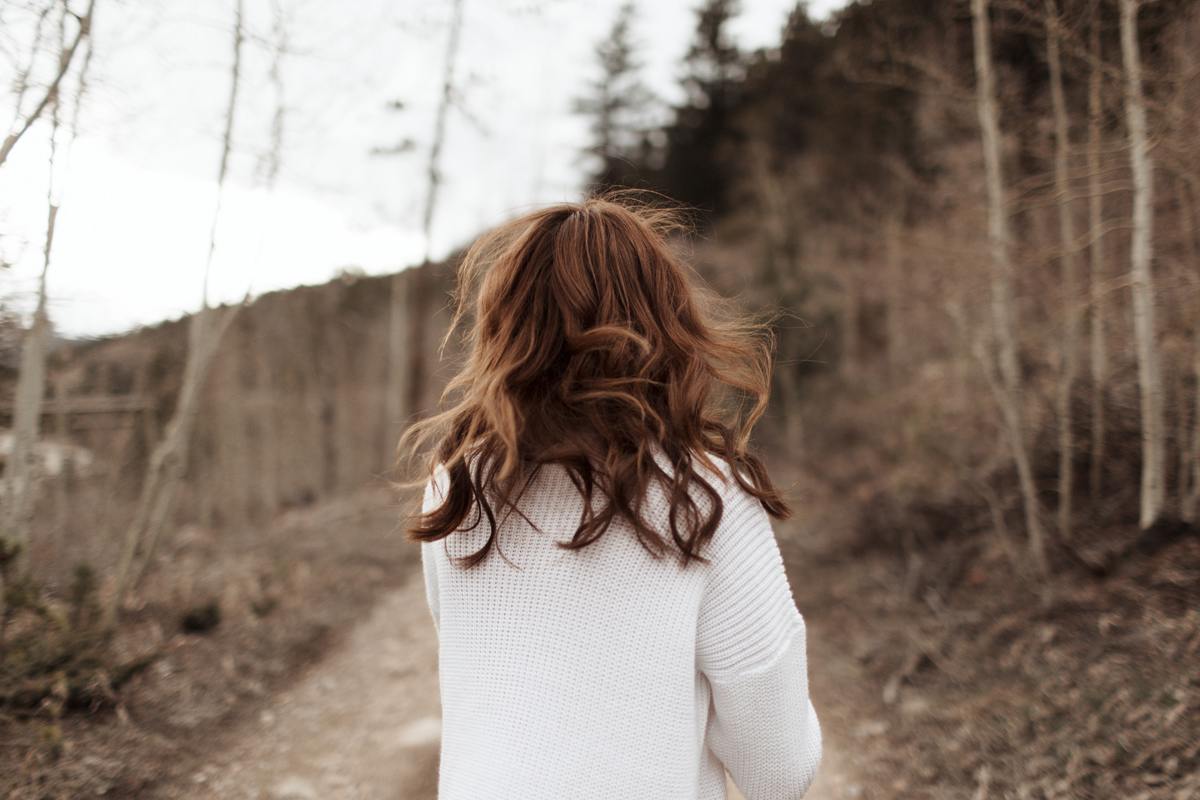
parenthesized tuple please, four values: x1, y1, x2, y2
(399, 195, 790, 567)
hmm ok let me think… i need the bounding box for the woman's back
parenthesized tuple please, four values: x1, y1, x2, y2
(402, 197, 822, 798)
(422, 459, 821, 800)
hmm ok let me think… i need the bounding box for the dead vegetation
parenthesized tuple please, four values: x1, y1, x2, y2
(789, 514, 1200, 800)
(1, 487, 419, 799)
(2, 2, 1199, 795)
(0, 263, 452, 795)
(772, 364, 1200, 800)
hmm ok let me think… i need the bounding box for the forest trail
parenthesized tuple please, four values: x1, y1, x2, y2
(179, 578, 443, 800)
(175, 568, 858, 800)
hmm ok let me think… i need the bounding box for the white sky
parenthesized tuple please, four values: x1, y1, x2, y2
(0, 0, 848, 338)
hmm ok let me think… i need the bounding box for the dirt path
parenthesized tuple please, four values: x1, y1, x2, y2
(181, 578, 442, 800)
(177, 569, 860, 800)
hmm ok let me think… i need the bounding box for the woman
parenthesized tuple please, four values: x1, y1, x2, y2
(401, 197, 821, 799)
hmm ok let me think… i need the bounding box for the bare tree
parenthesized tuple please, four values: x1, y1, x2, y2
(1086, 2, 1108, 505)
(0, 213, 52, 578)
(573, 1, 656, 188)
(1119, 0, 1164, 530)
(1182, 178, 1200, 522)
(971, 0, 1048, 575)
(1, 0, 93, 578)
(0, 0, 94, 171)
(1045, 0, 1080, 540)
(746, 139, 806, 454)
(104, 0, 247, 628)
(387, 0, 465, 445)
(250, 0, 289, 515)
(386, 267, 410, 464)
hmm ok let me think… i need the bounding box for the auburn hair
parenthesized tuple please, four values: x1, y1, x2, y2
(399, 195, 790, 567)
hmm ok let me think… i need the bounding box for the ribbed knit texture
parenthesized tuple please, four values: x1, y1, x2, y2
(421, 458, 821, 800)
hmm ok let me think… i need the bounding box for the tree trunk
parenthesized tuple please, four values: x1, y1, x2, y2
(386, 270, 409, 470)
(884, 215, 908, 378)
(255, 322, 280, 517)
(388, 0, 464, 441)
(1087, 7, 1108, 505)
(777, 366, 804, 459)
(103, 0, 246, 628)
(406, 265, 428, 422)
(1, 305, 50, 564)
(971, 0, 1048, 575)
(1188, 334, 1200, 522)
(0, 13, 79, 576)
(842, 270, 860, 377)
(52, 375, 71, 538)
(103, 305, 240, 627)
(1180, 178, 1200, 522)
(1120, 0, 1164, 530)
(1046, 0, 1080, 540)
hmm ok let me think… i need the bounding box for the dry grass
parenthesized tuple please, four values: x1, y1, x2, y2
(775, 365, 1200, 800)
(0, 486, 420, 799)
(791, 530, 1200, 800)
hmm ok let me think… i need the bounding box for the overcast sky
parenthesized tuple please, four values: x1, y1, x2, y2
(0, 0, 848, 338)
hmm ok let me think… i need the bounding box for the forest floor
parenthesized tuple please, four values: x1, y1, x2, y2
(4, 469, 1199, 799)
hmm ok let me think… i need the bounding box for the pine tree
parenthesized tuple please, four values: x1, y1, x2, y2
(573, 2, 655, 190)
(655, 0, 744, 212)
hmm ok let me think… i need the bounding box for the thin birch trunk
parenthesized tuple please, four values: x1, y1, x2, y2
(386, 271, 409, 463)
(1180, 178, 1200, 522)
(972, 0, 1048, 575)
(946, 296, 1024, 575)
(1, 48, 67, 573)
(843, 271, 860, 377)
(1046, 0, 1080, 540)
(2, 307, 50, 565)
(391, 0, 465, 432)
(103, 308, 239, 624)
(1178, 368, 1190, 517)
(256, 326, 280, 517)
(103, 0, 246, 628)
(52, 375, 70, 537)
(1087, 6, 1108, 505)
(1120, 0, 1165, 530)
(253, 0, 286, 515)
(202, 0, 244, 309)
(136, 308, 239, 572)
(884, 215, 908, 378)
(1189, 333, 1200, 521)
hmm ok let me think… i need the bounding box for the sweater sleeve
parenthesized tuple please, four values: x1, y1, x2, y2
(419, 471, 447, 635)
(696, 482, 822, 800)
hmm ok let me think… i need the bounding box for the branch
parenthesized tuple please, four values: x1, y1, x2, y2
(202, 0, 245, 309)
(0, 0, 95, 171)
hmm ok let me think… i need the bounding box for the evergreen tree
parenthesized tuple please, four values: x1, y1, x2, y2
(573, 2, 656, 191)
(681, 0, 743, 112)
(653, 0, 744, 213)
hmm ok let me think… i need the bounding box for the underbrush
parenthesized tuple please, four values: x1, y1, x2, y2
(0, 488, 419, 799)
(836, 525, 1200, 800)
(779, 366, 1200, 799)
(1, 557, 166, 719)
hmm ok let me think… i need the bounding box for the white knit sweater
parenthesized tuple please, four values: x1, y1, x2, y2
(420, 459, 821, 800)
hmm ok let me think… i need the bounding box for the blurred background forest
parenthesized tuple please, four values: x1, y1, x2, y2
(1, 0, 1199, 798)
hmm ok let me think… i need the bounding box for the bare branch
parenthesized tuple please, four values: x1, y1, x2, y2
(202, 0, 245, 309)
(0, 0, 94, 171)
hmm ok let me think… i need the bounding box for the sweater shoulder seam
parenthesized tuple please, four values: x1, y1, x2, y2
(704, 613, 804, 686)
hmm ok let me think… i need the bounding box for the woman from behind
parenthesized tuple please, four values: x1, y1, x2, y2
(400, 196, 821, 800)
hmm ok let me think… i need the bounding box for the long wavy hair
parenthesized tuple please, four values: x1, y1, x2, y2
(399, 195, 790, 567)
